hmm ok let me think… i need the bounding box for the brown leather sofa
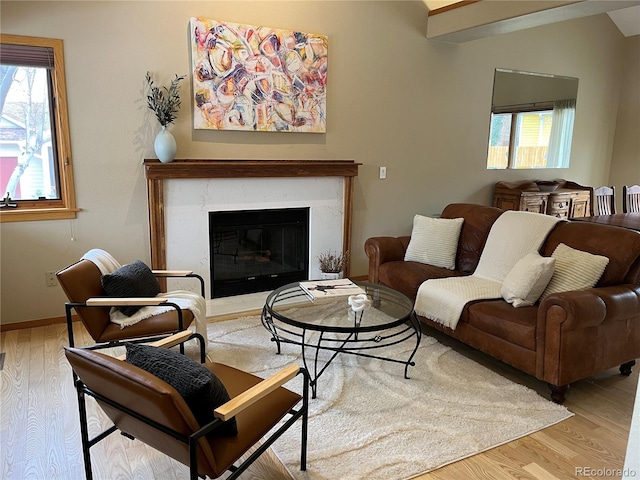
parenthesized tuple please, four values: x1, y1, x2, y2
(365, 203, 640, 403)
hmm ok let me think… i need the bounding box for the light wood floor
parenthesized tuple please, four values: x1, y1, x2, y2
(1, 320, 637, 480)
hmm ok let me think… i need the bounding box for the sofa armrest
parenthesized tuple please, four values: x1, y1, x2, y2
(539, 285, 640, 331)
(536, 284, 640, 386)
(364, 236, 410, 283)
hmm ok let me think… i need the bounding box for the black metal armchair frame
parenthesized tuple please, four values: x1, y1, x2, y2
(58, 260, 206, 353)
(67, 332, 310, 480)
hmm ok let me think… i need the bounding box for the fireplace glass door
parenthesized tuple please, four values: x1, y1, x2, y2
(209, 208, 309, 298)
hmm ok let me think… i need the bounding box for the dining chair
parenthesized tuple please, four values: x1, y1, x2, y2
(623, 184, 640, 213)
(592, 186, 616, 215)
(64, 331, 310, 480)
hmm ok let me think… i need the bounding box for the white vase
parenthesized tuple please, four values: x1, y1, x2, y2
(320, 272, 343, 280)
(154, 126, 177, 163)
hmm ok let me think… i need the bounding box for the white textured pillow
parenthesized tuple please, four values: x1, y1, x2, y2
(501, 253, 556, 308)
(404, 215, 464, 270)
(540, 243, 609, 300)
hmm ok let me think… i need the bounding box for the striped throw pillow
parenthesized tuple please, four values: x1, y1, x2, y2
(540, 243, 609, 300)
(404, 215, 464, 270)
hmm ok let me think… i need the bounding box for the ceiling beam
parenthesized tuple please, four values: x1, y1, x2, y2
(427, 0, 640, 43)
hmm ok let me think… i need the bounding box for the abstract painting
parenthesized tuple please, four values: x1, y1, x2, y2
(190, 17, 328, 133)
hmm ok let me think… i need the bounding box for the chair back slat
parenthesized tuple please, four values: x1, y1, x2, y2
(623, 185, 640, 213)
(56, 259, 112, 342)
(593, 186, 616, 215)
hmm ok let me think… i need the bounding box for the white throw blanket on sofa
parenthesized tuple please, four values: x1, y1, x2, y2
(414, 211, 561, 330)
(81, 249, 208, 341)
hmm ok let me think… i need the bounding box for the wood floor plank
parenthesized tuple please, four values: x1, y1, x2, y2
(1, 329, 31, 475)
(523, 462, 563, 480)
(45, 325, 78, 479)
(528, 429, 582, 459)
(25, 341, 47, 478)
(0, 329, 21, 478)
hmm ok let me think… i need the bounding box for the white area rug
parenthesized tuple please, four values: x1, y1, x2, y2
(205, 303, 573, 480)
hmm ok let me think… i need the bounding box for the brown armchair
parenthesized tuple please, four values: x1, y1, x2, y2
(64, 331, 309, 480)
(56, 254, 205, 351)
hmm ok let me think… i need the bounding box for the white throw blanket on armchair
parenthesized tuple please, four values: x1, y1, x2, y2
(414, 211, 561, 330)
(81, 249, 208, 341)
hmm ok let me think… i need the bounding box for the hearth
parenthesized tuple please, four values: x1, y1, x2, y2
(209, 207, 309, 298)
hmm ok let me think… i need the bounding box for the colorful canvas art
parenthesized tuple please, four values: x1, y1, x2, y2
(190, 17, 328, 133)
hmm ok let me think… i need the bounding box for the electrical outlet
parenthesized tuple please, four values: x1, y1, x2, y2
(379, 166, 387, 179)
(45, 271, 58, 287)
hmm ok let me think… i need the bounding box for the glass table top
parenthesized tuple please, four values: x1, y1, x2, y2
(264, 281, 414, 333)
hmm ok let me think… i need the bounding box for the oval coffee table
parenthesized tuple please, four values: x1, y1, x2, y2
(261, 281, 421, 398)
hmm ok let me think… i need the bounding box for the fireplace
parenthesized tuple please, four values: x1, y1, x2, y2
(209, 208, 309, 298)
(143, 159, 360, 301)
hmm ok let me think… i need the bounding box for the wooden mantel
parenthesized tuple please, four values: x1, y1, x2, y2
(144, 158, 360, 179)
(143, 159, 361, 282)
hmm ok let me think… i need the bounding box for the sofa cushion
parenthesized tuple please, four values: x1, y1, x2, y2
(541, 243, 609, 300)
(404, 215, 464, 270)
(501, 253, 556, 307)
(379, 261, 464, 302)
(440, 204, 504, 275)
(467, 300, 538, 351)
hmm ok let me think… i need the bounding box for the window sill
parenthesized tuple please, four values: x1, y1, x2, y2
(0, 207, 80, 223)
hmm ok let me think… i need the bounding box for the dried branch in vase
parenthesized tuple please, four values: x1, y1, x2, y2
(318, 250, 349, 273)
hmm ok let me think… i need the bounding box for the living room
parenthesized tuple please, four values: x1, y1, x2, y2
(1, 0, 638, 329)
(1, 1, 639, 479)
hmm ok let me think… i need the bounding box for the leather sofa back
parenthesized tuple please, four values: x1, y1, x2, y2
(541, 221, 640, 286)
(440, 203, 640, 286)
(441, 203, 504, 275)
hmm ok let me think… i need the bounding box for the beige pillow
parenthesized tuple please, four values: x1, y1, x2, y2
(404, 215, 464, 270)
(540, 243, 609, 300)
(501, 253, 556, 308)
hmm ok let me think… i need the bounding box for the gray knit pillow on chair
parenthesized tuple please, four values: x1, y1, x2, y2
(125, 343, 238, 436)
(101, 260, 162, 316)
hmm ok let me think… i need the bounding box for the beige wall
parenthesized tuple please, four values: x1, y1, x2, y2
(0, 1, 636, 325)
(609, 35, 640, 212)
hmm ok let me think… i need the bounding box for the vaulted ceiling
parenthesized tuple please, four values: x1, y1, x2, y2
(423, 0, 640, 42)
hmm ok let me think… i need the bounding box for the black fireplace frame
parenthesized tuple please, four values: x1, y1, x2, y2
(209, 207, 310, 298)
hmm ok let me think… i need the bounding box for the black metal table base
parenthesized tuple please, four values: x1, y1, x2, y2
(261, 307, 421, 399)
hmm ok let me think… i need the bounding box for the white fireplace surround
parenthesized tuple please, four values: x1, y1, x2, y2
(164, 176, 344, 295)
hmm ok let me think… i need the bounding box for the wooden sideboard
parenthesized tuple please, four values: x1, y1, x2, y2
(493, 180, 591, 219)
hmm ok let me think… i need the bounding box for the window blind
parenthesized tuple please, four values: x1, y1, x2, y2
(0, 43, 54, 68)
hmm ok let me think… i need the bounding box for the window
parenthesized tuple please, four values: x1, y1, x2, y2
(487, 108, 553, 169)
(0, 34, 77, 222)
(487, 68, 578, 170)
(487, 100, 575, 170)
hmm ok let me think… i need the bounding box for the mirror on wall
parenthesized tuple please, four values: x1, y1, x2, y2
(487, 69, 579, 170)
